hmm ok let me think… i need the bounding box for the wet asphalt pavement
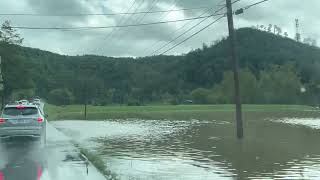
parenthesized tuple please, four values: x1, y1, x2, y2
(0, 102, 106, 180)
(0, 123, 106, 180)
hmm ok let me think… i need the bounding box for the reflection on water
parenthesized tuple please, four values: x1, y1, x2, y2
(53, 112, 320, 180)
(0, 136, 90, 180)
(0, 138, 47, 180)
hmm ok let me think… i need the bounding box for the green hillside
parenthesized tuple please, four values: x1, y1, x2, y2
(0, 28, 319, 105)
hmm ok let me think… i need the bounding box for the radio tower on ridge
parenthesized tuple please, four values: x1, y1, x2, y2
(295, 19, 301, 42)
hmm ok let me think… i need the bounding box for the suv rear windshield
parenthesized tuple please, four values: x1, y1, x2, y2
(3, 107, 39, 116)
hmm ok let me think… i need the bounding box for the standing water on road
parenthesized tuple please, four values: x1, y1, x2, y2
(53, 111, 320, 180)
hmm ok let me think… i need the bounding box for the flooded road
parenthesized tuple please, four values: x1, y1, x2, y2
(0, 123, 106, 180)
(53, 111, 320, 179)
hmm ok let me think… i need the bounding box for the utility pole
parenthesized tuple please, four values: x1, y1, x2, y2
(295, 19, 301, 42)
(84, 81, 87, 120)
(225, 0, 244, 139)
(80, 62, 96, 120)
(0, 56, 4, 110)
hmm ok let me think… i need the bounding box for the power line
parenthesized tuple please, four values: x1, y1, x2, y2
(108, 0, 145, 42)
(0, 7, 208, 17)
(242, 0, 269, 10)
(156, 0, 179, 21)
(159, 16, 225, 55)
(149, 5, 226, 56)
(234, 0, 270, 15)
(233, 0, 242, 4)
(135, 0, 158, 23)
(158, 0, 271, 55)
(147, 0, 241, 56)
(123, 0, 159, 54)
(121, 0, 146, 25)
(145, 8, 213, 55)
(104, 0, 137, 41)
(143, 0, 182, 54)
(8, 14, 224, 30)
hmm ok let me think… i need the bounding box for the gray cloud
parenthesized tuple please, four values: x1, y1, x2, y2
(26, 0, 87, 14)
(0, 0, 318, 57)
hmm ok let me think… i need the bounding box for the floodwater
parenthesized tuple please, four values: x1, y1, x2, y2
(53, 111, 320, 180)
(0, 124, 106, 180)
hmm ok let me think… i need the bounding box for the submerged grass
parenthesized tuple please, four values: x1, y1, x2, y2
(45, 104, 318, 121)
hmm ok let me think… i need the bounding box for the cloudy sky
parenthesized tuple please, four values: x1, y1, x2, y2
(0, 0, 318, 57)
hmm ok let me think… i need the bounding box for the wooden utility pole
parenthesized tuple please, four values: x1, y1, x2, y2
(0, 56, 4, 110)
(80, 62, 97, 120)
(225, 0, 244, 139)
(84, 81, 87, 120)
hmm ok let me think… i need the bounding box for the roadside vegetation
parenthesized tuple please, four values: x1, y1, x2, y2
(45, 104, 318, 121)
(79, 147, 118, 180)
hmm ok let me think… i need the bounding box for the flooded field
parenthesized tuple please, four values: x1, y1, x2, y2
(53, 111, 320, 179)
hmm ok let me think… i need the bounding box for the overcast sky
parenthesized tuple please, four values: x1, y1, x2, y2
(0, 0, 318, 57)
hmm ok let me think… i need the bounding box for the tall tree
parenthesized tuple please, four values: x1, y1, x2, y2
(0, 20, 23, 45)
(277, 27, 282, 36)
(267, 24, 272, 32)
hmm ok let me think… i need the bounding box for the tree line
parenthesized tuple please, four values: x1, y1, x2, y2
(0, 23, 320, 106)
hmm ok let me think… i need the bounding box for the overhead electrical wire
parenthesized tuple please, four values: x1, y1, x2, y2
(159, 16, 225, 55)
(156, 0, 179, 21)
(120, 0, 146, 25)
(107, 0, 146, 42)
(3, 0, 245, 31)
(149, 5, 227, 56)
(135, 0, 159, 23)
(242, 0, 269, 10)
(0, 7, 208, 17)
(147, 0, 241, 56)
(142, 0, 182, 54)
(2, 0, 270, 57)
(157, 0, 271, 55)
(8, 14, 224, 30)
(104, 0, 137, 40)
(144, 8, 213, 55)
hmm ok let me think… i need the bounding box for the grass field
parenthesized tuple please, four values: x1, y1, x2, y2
(44, 104, 319, 121)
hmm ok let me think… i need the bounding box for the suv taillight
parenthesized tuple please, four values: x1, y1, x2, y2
(37, 117, 44, 123)
(0, 118, 5, 124)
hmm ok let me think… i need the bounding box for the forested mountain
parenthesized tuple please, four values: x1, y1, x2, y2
(1, 27, 320, 105)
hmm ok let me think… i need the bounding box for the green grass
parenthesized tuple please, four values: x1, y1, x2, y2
(44, 104, 317, 121)
(71, 142, 118, 179)
(79, 148, 118, 180)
